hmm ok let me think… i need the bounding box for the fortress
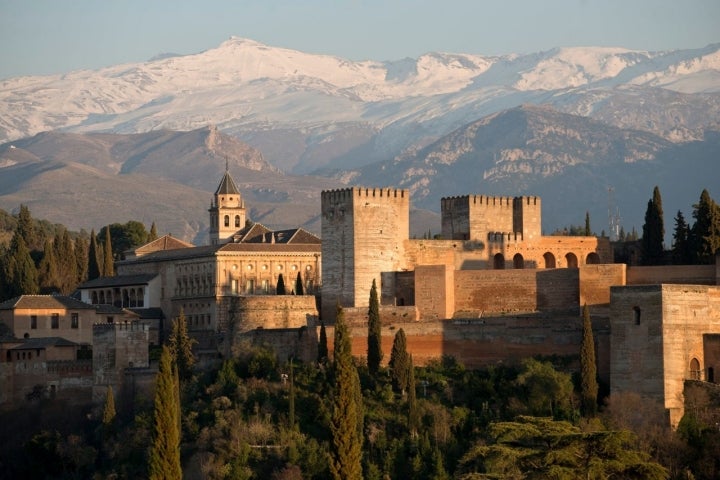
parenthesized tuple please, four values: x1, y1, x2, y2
(1, 171, 718, 426)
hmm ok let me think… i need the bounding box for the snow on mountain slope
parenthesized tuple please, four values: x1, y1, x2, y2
(1, 37, 719, 163)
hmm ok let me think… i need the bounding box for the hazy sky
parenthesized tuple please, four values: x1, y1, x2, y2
(1, 0, 718, 79)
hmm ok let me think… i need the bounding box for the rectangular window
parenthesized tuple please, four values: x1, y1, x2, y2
(245, 279, 255, 294)
(51, 313, 59, 329)
(262, 279, 269, 293)
(231, 279, 238, 294)
(71, 313, 79, 329)
(30, 315, 37, 329)
(107, 316, 114, 324)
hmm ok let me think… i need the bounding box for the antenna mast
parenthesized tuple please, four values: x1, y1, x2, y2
(608, 186, 621, 241)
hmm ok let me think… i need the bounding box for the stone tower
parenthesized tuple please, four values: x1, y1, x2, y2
(208, 167, 246, 245)
(321, 187, 409, 322)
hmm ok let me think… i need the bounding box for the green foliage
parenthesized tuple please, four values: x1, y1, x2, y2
(276, 273, 286, 295)
(37, 239, 60, 293)
(87, 228, 101, 280)
(330, 305, 364, 480)
(367, 278, 383, 377)
(99, 220, 149, 261)
(580, 305, 598, 417)
(514, 358, 576, 420)
(103, 386, 116, 427)
(102, 227, 114, 276)
(672, 210, 693, 264)
(642, 185, 666, 265)
(585, 211, 592, 236)
(5, 235, 39, 298)
(690, 189, 720, 264)
(168, 309, 197, 382)
(389, 328, 410, 394)
(148, 221, 159, 242)
(149, 346, 182, 480)
(295, 271, 304, 295)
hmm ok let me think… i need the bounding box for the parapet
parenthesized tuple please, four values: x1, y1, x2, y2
(322, 187, 409, 202)
(442, 194, 540, 209)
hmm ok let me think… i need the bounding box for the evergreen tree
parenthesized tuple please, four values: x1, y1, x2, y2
(690, 189, 720, 264)
(102, 386, 116, 427)
(672, 210, 692, 264)
(15, 204, 38, 250)
(148, 222, 159, 242)
(318, 321, 328, 363)
(38, 239, 60, 294)
(329, 305, 363, 480)
(7, 235, 39, 297)
(580, 304, 598, 416)
(102, 227, 114, 276)
(367, 279, 383, 378)
(55, 229, 77, 294)
(74, 234, 88, 284)
(288, 360, 296, 430)
(584, 211, 591, 236)
(641, 186, 665, 265)
(389, 328, 410, 395)
(168, 309, 196, 382)
(148, 346, 182, 480)
(295, 272, 304, 295)
(407, 354, 420, 435)
(276, 273, 286, 295)
(87, 229, 101, 281)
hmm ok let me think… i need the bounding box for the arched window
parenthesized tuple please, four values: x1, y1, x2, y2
(690, 358, 701, 380)
(513, 253, 524, 269)
(235, 215, 240, 227)
(493, 253, 505, 269)
(543, 252, 556, 268)
(586, 252, 600, 264)
(565, 252, 578, 268)
(224, 215, 230, 227)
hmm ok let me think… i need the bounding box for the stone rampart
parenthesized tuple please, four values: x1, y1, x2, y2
(228, 295, 318, 332)
(626, 265, 716, 285)
(579, 264, 626, 311)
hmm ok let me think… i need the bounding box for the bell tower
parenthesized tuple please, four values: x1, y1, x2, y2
(209, 164, 246, 245)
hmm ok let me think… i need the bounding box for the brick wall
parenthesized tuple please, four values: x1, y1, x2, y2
(626, 265, 716, 285)
(704, 334, 720, 384)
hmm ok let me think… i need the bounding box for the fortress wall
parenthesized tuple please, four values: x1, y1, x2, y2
(579, 264, 626, 309)
(227, 295, 318, 332)
(703, 334, 720, 384)
(626, 265, 716, 285)
(441, 195, 517, 241)
(415, 265, 455, 320)
(453, 268, 579, 314)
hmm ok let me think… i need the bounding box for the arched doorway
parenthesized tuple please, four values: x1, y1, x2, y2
(513, 253, 524, 269)
(565, 252, 578, 268)
(586, 252, 600, 264)
(690, 358, 701, 380)
(493, 253, 505, 269)
(708, 366, 715, 383)
(543, 252, 556, 268)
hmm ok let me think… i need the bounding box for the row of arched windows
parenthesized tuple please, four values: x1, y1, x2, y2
(90, 288, 144, 308)
(493, 252, 601, 269)
(223, 215, 242, 228)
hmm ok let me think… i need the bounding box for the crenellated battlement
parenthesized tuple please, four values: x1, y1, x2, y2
(441, 194, 540, 208)
(488, 232, 524, 242)
(322, 187, 408, 203)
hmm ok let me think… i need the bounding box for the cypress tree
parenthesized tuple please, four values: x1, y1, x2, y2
(389, 328, 410, 395)
(87, 229, 101, 281)
(407, 354, 420, 435)
(276, 273, 286, 295)
(149, 346, 182, 480)
(74, 234, 88, 284)
(7, 235, 39, 297)
(690, 189, 720, 264)
(329, 305, 363, 480)
(38, 239, 60, 294)
(148, 222, 159, 242)
(102, 227, 114, 276)
(584, 211, 591, 236)
(102, 385, 116, 427)
(641, 186, 665, 265)
(55, 229, 77, 294)
(367, 279, 382, 377)
(168, 309, 196, 383)
(580, 304, 599, 416)
(16, 204, 37, 250)
(318, 321, 328, 363)
(672, 210, 692, 264)
(295, 272, 304, 295)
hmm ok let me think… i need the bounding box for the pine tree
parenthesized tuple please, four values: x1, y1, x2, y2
(87, 229, 101, 281)
(295, 272, 304, 295)
(641, 186, 665, 265)
(367, 279, 382, 377)
(389, 328, 410, 395)
(102, 385, 116, 427)
(329, 305, 363, 480)
(148, 346, 182, 480)
(148, 222, 159, 242)
(318, 321, 328, 363)
(276, 273, 286, 295)
(584, 211, 591, 236)
(672, 210, 692, 264)
(168, 309, 196, 382)
(690, 189, 720, 264)
(580, 304, 598, 416)
(38, 239, 60, 294)
(102, 227, 114, 276)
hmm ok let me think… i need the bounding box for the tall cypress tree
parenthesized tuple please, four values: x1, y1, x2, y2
(103, 227, 114, 276)
(7, 235, 39, 297)
(641, 186, 665, 265)
(580, 304, 599, 416)
(38, 239, 60, 294)
(407, 354, 420, 435)
(295, 272, 304, 295)
(329, 305, 363, 480)
(671, 210, 692, 265)
(690, 189, 720, 264)
(74, 234, 88, 284)
(367, 279, 382, 377)
(16, 204, 37, 250)
(389, 328, 410, 395)
(276, 273, 286, 295)
(87, 229, 101, 281)
(168, 309, 196, 383)
(102, 385, 116, 427)
(148, 222, 159, 242)
(55, 229, 77, 294)
(318, 321, 328, 363)
(584, 211, 591, 236)
(149, 346, 182, 480)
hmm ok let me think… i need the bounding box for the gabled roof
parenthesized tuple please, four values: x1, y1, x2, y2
(78, 274, 158, 289)
(11, 337, 79, 350)
(132, 234, 194, 256)
(215, 170, 240, 195)
(232, 224, 321, 245)
(0, 295, 97, 311)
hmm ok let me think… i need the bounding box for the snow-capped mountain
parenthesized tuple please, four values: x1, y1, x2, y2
(1, 37, 719, 174)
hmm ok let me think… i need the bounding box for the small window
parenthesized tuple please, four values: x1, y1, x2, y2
(107, 316, 114, 324)
(30, 315, 37, 329)
(71, 313, 79, 329)
(224, 215, 230, 227)
(235, 215, 240, 227)
(51, 313, 59, 329)
(633, 306, 641, 325)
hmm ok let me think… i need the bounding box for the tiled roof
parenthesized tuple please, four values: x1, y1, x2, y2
(116, 244, 221, 264)
(232, 225, 321, 245)
(133, 235, 194, 255)
(218, 243, 321, 253)
(215, 171, 240, 195)
(93, 304, 141, 316)
(0, 295, 96, 311)
(11, 337, 79, 349)
(78, 274, 158, 289)
(128, 307, 165, 319)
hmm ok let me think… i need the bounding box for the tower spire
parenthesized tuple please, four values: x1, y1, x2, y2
(225, 156, 229, 173)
